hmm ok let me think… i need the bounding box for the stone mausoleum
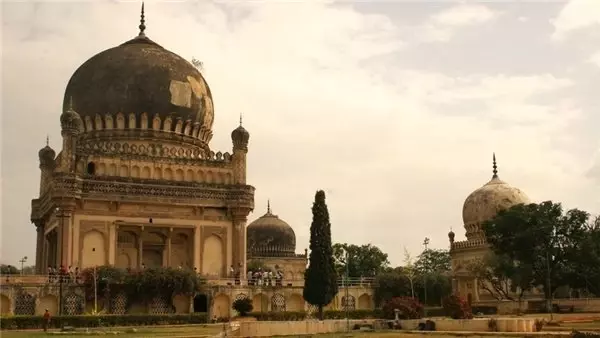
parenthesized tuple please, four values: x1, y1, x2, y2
(0, 6, 374, 317)
(448, 155, 531, 303)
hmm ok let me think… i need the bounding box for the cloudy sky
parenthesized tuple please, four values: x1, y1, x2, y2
(1, 0, 599, 267)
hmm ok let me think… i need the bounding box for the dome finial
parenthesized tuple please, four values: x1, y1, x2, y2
(239, 113, 243, 127)
(138, 2, 146, 37)
(492, 152, 498, 178)
(46, 135, 49, 146)
(267, 199, 271, 214)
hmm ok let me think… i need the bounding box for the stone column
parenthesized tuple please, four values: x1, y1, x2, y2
(108, 223, 117, 265)
(474, 278, 480, 302)
(193, 226, 201, 272)
(56, 204, 75, 267)
(231, 210, 248, 279)
(166, 228, 173, 267)
(138, 227, 144, 269)
(35, 223, 44, 273)
(42, 236, 48, 271)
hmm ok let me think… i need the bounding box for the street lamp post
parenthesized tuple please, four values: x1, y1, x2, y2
(345, 250, 350, 333)
(546, 227, 556, 321)
(19, 256, 28, 275)
(423, 237, 430, 317)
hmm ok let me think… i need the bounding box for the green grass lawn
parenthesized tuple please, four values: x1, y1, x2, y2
(0, 324, 223, 338)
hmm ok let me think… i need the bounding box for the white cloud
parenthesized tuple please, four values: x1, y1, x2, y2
(551, 0, 600, 40)
(589, 51, 600, 68)
(430, 4, 498, 27)
(0, 1, 597, 266)
(419, 4, 500, 42)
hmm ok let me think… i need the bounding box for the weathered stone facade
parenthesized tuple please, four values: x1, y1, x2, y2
(23, 7, 375, 317)
(449, 155, 531, 303)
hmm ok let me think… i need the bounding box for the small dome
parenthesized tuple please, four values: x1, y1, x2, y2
(448, 229, 455, 242)
(38, 142, 56, 166)
(60, 100, 84, 134)
(462, 155, 530, 240)
(231, 116, 249, 150)
(247, 202, 296, 257)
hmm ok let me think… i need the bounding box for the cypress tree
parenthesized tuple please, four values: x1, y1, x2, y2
(303, 190, 338, 320)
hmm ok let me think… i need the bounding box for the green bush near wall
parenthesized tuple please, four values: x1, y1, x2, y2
(0, 313, 209, 330)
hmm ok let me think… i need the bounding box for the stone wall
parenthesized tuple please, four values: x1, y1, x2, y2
(399, 318, 538, 332)
(237, 319, 368, 337)
(236, 318, 540, 337)
(475, 298, 600, 314)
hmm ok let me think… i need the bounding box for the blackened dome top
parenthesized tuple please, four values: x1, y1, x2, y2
(247, 202, 296, 257)
(62, 8, 214, 140)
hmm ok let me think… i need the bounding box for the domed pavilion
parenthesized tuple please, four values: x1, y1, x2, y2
(449, 154, 531, 303)
(30, 4, 254, 281)
(246, 201, 307, 281)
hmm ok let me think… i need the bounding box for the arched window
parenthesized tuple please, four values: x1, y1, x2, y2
(86, 162, 96, 175)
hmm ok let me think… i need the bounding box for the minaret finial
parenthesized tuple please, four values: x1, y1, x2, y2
(492, 152, 498, 178)
(239, 113, 243, 127)
(267, 200, 271, 213)
(138, 2, 146, 37)
(68, 96, 74, 111)
(46, 135, 49, 146)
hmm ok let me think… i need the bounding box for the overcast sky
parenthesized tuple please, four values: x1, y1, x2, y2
(1, 0, 599, 267)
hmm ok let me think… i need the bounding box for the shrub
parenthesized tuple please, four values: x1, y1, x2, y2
(80, 266, 205, 305)
(0, 314, 208, 330)
(441, 295, 472, 319)
(488, 318, 498, 332)
(381, 297, 424, 320)
(534, 318, 546, 332)
(232, 298, 253, 316)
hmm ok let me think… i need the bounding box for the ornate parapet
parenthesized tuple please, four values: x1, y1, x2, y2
(31, 176, 255, 222)
(76, 139, 233, 168)
(76, 112, 213, 156)
(450, 238, 489, 251)
(80, 178, 254, 208)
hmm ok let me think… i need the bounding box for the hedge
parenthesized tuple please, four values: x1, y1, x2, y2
(0, 313, 209, 330)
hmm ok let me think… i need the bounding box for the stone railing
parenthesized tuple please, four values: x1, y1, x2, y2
(451, 238, 489, 250)
(0, 274, 375, 288)
(205, 277, 375, 288)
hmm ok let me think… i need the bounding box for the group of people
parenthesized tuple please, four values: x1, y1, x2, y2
(245, 268, 284, 286)
(46, 265, 81, 283)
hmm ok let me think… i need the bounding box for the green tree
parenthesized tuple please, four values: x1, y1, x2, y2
(414, 272, 452, 306)
(414, 249, 451, 274)
(0, 264, 19, 275)
(468, 253, 534, 303)
(373, 270, 411, 306)
(402, 248, 417, 299)
(568, 215, 600, 295)
(483, 201, 590, 309)
(303, 190, 338, 320)
(332, 243, 390, 277)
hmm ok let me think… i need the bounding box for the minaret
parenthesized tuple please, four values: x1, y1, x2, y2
(59, 97, 83, 173)
(231, 113, 249, 184)
(38, 136, 56, 195)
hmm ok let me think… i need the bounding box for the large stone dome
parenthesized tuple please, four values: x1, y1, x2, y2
(247, 202, 296, 257)
(462, 155, 530, 241)
(62, 14, 214, 150)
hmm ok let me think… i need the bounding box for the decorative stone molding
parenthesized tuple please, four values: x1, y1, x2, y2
(31, 177, 254, 222)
